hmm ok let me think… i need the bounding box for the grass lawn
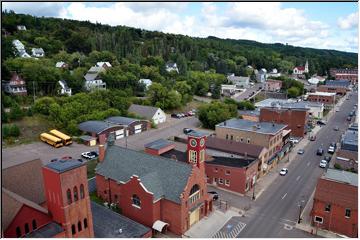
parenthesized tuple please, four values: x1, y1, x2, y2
(2, 114, 56, 148)
(87, 159, 98, 179)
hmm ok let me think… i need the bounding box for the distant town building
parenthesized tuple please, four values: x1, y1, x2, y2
(267, 69, 281, 78)
(317, 80, 351, 96)
(165, 62, 179, 73)
(256, 68, 267, 83)
(227, 75, 250, 88)
(31, 48, 45, 57)
(330, 68, 358, 84)
(311, 169, 358, 238)
(293, 60, 309, 75)
(238, 109, 260, 122)
(307, 92, 336, 106)
(2, 72, 27, 96)
(84, 66, 106, 91)
(55, 61, 68, 68)
(335, 149, 358, 173)
(17, 25, 27, 31)
(264, 79, 282, 92)
(96, 62, 112, 69)
(128, 104, 166, 124)
(308, 76, 326, 85)
(139, 79, 152, 90)
(12, 39, 31, 58)
(58, 80, 72, 96)
(341, 129, 358, 152)
(221, 84, 242, 96)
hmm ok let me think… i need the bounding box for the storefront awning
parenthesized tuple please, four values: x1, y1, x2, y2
(152, 220, 169, 232)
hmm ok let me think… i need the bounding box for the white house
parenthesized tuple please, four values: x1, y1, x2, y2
(256, 68, 267, 83)
(128, 104, 167, 124)
(31, 48, 45, 57)
(165, 62, 179, 73)
(221, 84, 243, 96)
(17, 25, 27, 31)
(84, 66, 106, 91)
(96, 62, 112, 68)
(58, 80, 72, 96)
(293, 60, 309, 75)
(227, 75, 250, 88)
(139, 79, 152, 90)
(267, 68, 281, 78)
(55, 61, 68, 68)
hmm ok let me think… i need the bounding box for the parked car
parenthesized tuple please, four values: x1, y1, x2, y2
(81, 151, 97, 159)
(328, 146, 335, 154)
(324, 156, 331, 163)
(89, 151, 98, 157)
(310, 136, 316, 141)
(336, 108, 340, 112)
(330, 142, 337, 149)
(208, 191, 219, 200)
(183, 128, 193, 134)
(334, 126, 339, 131)
(317, 120, 326, 125)
(289, 138, 299, 144)
(319, 160, 327, 168)
(171, 113, 180, 118)
(316, 148, 324, 156)
(297, 149, 305, 155)
(279, 168, 288, 176)
(187, 111, 195, 116)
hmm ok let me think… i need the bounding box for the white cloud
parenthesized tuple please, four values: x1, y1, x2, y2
(338, 12, 358, 30)
(2, 2, 66, 17)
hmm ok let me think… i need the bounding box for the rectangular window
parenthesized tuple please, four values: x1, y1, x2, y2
(325, 204, 331, 212)
(225, 170, 230, 175)
(240, 137, 243, 142)
(314, 216, 323, 224)
(200, 150, 205, 162)
(247, 138, 250, 144)
(189, 150, 197, 164)
(230, 135, 233, 141)
(226, 134, 229, 140)
(214, 178, 218, 183)
(219, 178, 224, 184)
(345, 208, 351, 218)
(225, 180, 230, 186)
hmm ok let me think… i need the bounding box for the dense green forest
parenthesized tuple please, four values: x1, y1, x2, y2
(1, 11, 358, 136)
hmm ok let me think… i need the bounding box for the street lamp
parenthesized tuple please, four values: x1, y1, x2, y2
(252, 178, 256, 200)
(298, 200, 305, 223)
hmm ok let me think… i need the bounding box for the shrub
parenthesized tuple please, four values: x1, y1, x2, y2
(9, 103, 24, 121)
(334, 163, 342, 169)
(2, 124, 20, 139)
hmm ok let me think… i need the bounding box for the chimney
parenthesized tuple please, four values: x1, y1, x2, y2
(99, 144, 105, 162)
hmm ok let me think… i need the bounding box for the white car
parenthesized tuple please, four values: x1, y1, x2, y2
(328, 146, 335, 154)
(279, 168, 288, 176)
(319, 160, 327, 168)
(289, 138, 299, 144)
(81, 151, 96, 159)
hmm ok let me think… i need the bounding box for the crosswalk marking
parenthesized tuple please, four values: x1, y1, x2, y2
(212, 222, 246, 238)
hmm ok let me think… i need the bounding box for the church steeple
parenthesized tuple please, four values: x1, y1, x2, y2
(305, 60, 309, 73)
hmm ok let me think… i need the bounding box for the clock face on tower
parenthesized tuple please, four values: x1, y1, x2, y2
(190, 139, 197, 147)
(200, 138, 205, 147)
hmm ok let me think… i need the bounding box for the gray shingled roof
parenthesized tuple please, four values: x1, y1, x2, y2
(91, 201, 150, 238)
(144, 139, 174, 150)
(323, 169, 358, 187)
(128, 104, 160, 120)
(96, 145, 192, 204)
(45, 159, 85, 173)
(84, 72, 100, 81)
(216, 118, 287, 135)
(78, 120, 121, 134)
(105, 116, 139, 126)
(325, 80, 351, 87)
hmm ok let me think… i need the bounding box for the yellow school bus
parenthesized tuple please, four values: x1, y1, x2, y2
(40, 133, 63, 148)
(50, 129, 72, 146)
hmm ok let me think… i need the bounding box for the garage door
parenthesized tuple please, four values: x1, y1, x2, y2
(134, 124, 142, 134)
(115, 129, 124, 139)
(189, 208, 200, 227)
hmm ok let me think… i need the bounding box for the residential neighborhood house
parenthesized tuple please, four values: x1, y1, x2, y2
(227, 75, 250, 88)
(264, 79, 282, 92)
(58, 80, 72, 96)
(2, 72, 27, 96)
(165, 62, 179, 73)
(55, 61, 68, 69)
(96, 62, 112, 69)
(128, 104, 167, 124)
(84, 66, 107, 91)
(31, 48, 45, 57)
(139, 79, 152, 90)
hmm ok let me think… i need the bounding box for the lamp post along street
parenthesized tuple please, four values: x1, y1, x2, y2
(252, 179, 256, 200)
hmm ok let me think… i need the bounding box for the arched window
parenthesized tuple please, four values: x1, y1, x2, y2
(16, 227, 21, 237)
(189, 184, 200, 204)
(32, 219, 37, 230)
(80, 184, 85, 199)
(71, 224, 76, 235)
(132, 194, 141, 207)
(78, 221, 82, 232)
(24, 223, 29, 234)
(67, 189, 72, 204)
(84, 218, 88, 229)
(73, 186, 78, 201)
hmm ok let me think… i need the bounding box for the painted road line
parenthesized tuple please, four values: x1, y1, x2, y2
(296, 176, 301, 181)
(281, 193, 288, 200)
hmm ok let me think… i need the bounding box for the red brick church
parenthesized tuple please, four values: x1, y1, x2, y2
(3, 159, 94, 237)
(95, 131, 213, 235)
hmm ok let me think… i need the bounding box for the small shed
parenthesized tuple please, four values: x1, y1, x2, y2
(144, 139, 175, 156)
(78, 120, 124, 143)
(105, 116, 150, 135)
(80, 135, 97, 146)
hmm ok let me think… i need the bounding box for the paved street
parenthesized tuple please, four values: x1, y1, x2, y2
(232, 83, 263, 101)
(237, 92, 358, 237)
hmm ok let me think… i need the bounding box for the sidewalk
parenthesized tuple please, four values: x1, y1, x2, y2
(245, 94, 348, 200)
(295, 189, 346, 238)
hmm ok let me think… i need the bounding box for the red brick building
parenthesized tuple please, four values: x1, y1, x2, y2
(95, 132, 213, 236)
(310, 169, 358, 237)
(330, 68, 358, 84)
(205, 156, 258, 195)
(307, 92, 336, 106)
(259, 107, 309, 138)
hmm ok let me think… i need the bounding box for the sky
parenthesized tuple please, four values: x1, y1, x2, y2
(2, 1, 358, 53)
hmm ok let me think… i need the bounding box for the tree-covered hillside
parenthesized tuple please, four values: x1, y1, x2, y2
(2, 10, 357, 78)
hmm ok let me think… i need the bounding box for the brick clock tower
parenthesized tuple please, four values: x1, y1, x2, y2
(42, 159, 94, 237)
(187, 131, 207, 169)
